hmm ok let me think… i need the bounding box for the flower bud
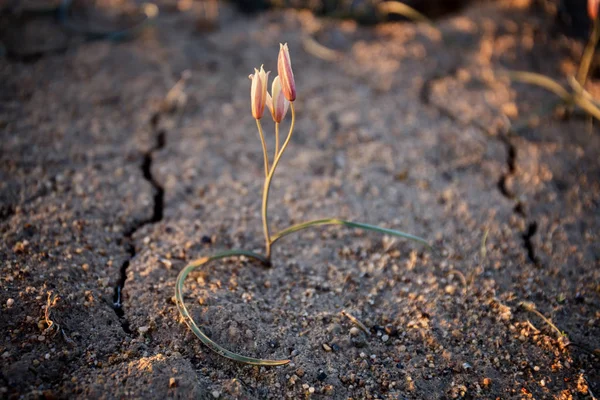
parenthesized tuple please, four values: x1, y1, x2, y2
(266, 76, 289, 123)
(249, 65, 270, 119)
(277, 43, 296, 102)
(589, 0, 599, 20)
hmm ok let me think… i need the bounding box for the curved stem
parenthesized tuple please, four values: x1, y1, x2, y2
(261, 179, 272, 259)
(275, 122, 280, 159)
(567, 75, 600, 121)
(175, 249, 290, 366)
(256, 119, 269, 178)
(506, 71, 571, 101)
(272, 103, 296, 173)
(270, 218, 433, 252)
(261, 103, 296, 259)
(577, 18, 600, 86)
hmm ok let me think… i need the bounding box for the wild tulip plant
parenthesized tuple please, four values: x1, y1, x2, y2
(174, 43, 432, 366)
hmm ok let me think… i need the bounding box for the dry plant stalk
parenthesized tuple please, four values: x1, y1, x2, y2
(174, 44, 432, 366)
(507, 0, 600, 121)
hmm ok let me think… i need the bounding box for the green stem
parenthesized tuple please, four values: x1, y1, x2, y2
(175, 249, 290, 366)
(262, 103, 296, 259)
(256, 119, 269, 178)
(270, 218, 433, 251)
(577, 17, 600, 86)
(275, 122, 280, 158)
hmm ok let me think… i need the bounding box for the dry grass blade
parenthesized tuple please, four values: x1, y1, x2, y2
(507, 70, 600, 121)
(378, 1, 432, 24)
(302, 34, 343, 62)
(518, 301, 565, 340)
(341, 310, 371, 335)
(480, 228, 489, 260)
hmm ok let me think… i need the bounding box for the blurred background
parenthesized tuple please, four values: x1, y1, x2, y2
(0, 0, 595, 61)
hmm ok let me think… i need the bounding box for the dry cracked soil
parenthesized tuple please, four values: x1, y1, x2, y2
(1, 0, 599, 399)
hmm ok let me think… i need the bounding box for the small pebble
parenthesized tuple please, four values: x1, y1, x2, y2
(308, 387, 315, 394)
(138, 326, 150, 334)
(381, 334, 389, 342)
(444, 285, 456, 295)
(211, 390, 220, 398)
(533, 365, 540, 372)
(201, 235, 212, 244)
(349, 327, 361, 336)
(169, 377, 177, 388)
(359, 352, 367, 358)
(462, 362, 472, 370)
(6, 298, 14, 307)
(288, 375, 298, 385)
(38, 335, 45, 342)
(322, 343, 332, 352)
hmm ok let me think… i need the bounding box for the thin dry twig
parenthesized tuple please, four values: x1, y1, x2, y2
(447, 269, 468, 291)
(480, 228, 489, 261)
(525, 319, 541, 334)
(518, 301, 565, 340)
(584, 375, 598, 400)
(42, 292, 75, 345)
(43, 292, 60, 337)
(161, 70, 192, 113)
(341, 310, 371, 335)
(61, 328, 76, 346)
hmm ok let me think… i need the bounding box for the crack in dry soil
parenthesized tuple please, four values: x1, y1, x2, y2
(421, 69, 541, 266)
(113, 114, 166, 333)
(497, 132, 541, 266)
(0, 204, 14, 221)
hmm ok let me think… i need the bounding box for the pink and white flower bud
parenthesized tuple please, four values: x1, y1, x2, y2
(589, 0, 600, 20)
(277, 43, 296, 102)
(249, 65, 270, 119)
(266, 76, 289, 123)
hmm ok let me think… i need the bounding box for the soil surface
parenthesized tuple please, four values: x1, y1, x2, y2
(1, 0, 599, 399)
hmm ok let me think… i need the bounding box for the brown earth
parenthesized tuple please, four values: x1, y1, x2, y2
(1, 0, 599, 399)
